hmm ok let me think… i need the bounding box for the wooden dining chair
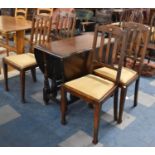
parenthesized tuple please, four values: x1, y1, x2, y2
(142, 8, 150, 25)
(37, 8, 53, 16)
(25, 8, 53, 43)
(146, 13, 155, 63)
(3, 15, 52, 103)
(15, 8, 28, 19)
(51, 11, 76, 40)
(13, 9, 28, 45)
(0, 33, 10, 56)
(94, 22, 149, 124)
(120, 9, 144, 25)
(61, 24, 127, 144)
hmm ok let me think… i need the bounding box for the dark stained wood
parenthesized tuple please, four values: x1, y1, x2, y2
(60, 25, 127, 144)
(3, 15, 52, 103)
(120, 9, 144, 25)
(122, 22, 149, 75)
(118, 22, 149, 123)
(35, 32, 99, 58)
(34, 32, 101, 104)
(52, 11, 76, 40)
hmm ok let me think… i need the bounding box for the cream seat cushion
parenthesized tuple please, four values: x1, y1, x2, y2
(5, 53, 37, 69)
(94, 66, 137, 85)
(65, 74, 115, 101)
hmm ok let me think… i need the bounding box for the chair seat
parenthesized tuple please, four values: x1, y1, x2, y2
(94, 66, 137, 85)
(65, 74, 115, 101)
(4, 53, 37, 69)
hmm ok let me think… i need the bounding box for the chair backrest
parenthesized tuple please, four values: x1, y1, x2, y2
(120, 9, 144, 24)
(142, 8, 150, 25)
(15, 8, 28, 19)
(120, 9, 133, 22)
(37, 8, 53, 16)
(52, 11, 76, 40)
(130, 9, 144, 23)
(149, 13, 155, 43)
(92, 24, 127, 84)
(122, 22, 149, 74)
(29, 15, 52, 52)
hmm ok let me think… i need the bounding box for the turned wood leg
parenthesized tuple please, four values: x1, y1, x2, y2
(51, 78, 57, 98)
(92, 103, 101, 144)
(114, 88, 119, 121)
(43, 52, 50, 104)
(3, 60, 9, 91)
(43, 77, 50, 104)
(61, 86, 67, 125)
(118, 86, 127, 124)
(31, 68, 37, 82)
(20, 71, 25, 103)
(134, 78, 140, 107)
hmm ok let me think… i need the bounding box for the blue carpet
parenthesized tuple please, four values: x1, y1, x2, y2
(0, 69, 155, 147)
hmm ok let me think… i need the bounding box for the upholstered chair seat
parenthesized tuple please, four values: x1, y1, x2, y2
(3, 15, 52, 103)
(65, 74, 115, 101)
(4, 53, 37, 69)
(61, 24, 128, 144)
(94, 66, 138, 85)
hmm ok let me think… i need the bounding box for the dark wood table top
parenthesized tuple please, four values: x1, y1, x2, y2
(35, 32, 101, 59)
(0, 16, 32, 33)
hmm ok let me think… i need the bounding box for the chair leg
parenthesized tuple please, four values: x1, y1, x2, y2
(114, 88, 119, 121)
(134, 78, 140, 107)
(61, 86, 67, 125)
(31, 68, 37, 82)
(92, 103, 101, 144)
(118, 86, 127, 124)
(3, 61, 9, 91)
(20, 71, 25, 103)
(5, 34, 10, 56)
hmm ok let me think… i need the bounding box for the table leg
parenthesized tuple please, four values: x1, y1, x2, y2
(50, 63, 58, 98)
(51, 78, 58, 98)
(16, 30, 24, 54)
(43, 52, 50, 104)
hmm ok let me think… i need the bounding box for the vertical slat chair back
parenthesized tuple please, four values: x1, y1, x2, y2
(130, 9, 144, 24)
(92, 25, 127, 84)
(122, 22, 149, 74)
(142, 8, 150, 25)
(37, 8, 53, 16)
(120, 9, 144, 26)
(120, 9, 133, 24)
(53, 12, 76, 40)
(30, 15, 52, 52)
